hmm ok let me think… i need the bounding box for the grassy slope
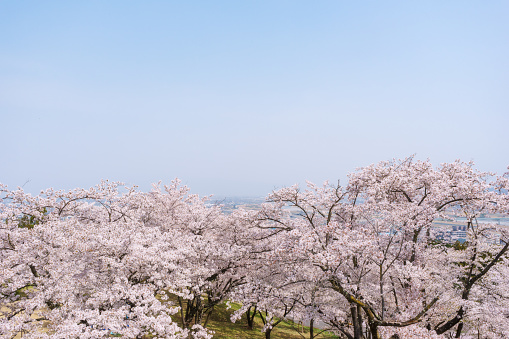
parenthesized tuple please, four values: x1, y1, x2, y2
(195, 302, 338, 339)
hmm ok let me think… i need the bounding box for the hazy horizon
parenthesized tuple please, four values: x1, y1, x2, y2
(1, 1, 508, 197)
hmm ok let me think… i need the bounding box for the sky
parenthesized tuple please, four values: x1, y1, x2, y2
(1, 1, 508, 197)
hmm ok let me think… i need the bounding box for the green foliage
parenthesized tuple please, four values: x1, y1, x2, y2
(18, 208, 47, 229)
(14, 284, 36, 298)
(427, 239, 468, 250)
(453, 240, 468, 251)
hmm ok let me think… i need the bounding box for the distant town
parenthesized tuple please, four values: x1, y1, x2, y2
(211, 197, 509, 245)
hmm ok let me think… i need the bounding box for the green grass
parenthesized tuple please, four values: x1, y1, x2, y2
(194, 302, 338, 339)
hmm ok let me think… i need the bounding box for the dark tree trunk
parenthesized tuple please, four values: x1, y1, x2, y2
(351, 305, 362, 339)
(369, 322, 380, 339)
(203, 307, 214, 328)
(436, 306, 464, 334)
(247, 305, 257, 330)
(356, 305, 363, 338)
(178, 295, 204, 329)
(455, 322, 463, 338)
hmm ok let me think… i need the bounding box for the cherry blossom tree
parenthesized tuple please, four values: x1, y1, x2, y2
(257, 158, 509, 339)
(0, 180, 215, 338)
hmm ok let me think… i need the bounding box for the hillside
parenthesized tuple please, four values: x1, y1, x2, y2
(189, 301, 338, 339)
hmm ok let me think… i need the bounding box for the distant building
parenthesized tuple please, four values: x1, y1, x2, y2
(451, 230, 467, 243)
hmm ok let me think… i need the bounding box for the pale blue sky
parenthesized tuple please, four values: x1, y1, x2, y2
(1, 1, 508, 197)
